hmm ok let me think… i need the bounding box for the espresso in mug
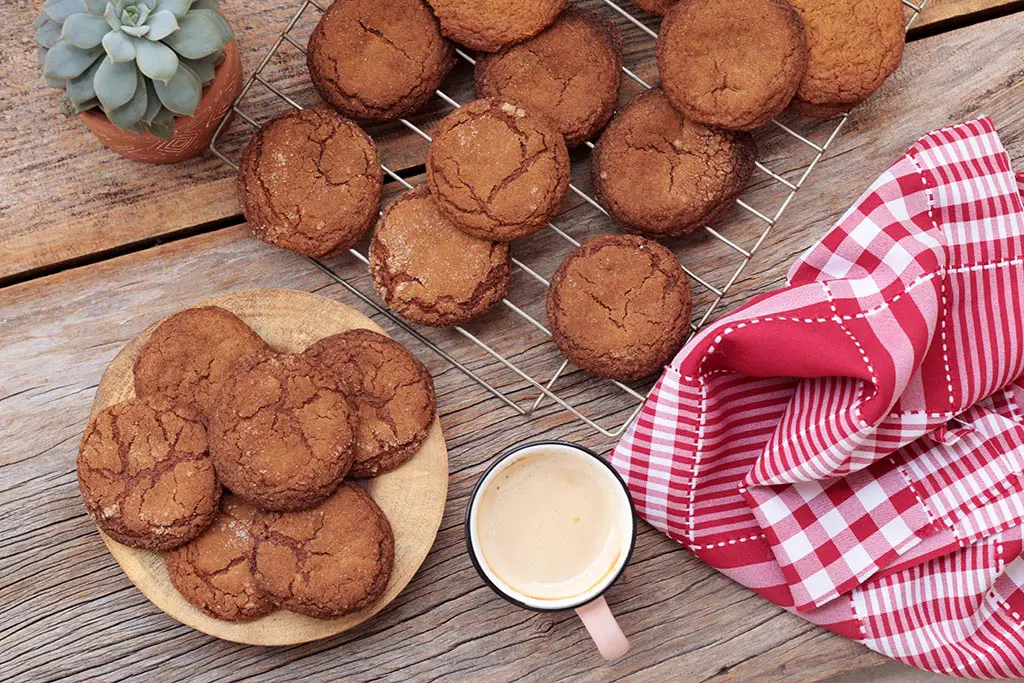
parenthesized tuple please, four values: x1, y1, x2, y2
(474, 446, 631, 602)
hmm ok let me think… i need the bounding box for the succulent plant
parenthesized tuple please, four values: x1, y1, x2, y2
(35, 0, 234, 138)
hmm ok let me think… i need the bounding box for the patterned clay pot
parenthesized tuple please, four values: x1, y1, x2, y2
(79, 41, 242, 164)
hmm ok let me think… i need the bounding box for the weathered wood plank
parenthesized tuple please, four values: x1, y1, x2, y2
(2, 9, 1024, 683)
(0, 0, 1007, 281)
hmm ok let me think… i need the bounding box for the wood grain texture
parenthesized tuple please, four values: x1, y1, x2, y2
(0, 0, 1011, 281)
(2, 8, 1024, 683)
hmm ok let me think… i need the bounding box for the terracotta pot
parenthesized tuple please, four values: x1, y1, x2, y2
(79, 41, 242, 163)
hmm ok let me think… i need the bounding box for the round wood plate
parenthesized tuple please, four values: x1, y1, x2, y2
(89, 288, 449, 646)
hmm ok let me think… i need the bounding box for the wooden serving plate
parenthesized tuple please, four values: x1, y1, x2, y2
(89, 288, 449, 646)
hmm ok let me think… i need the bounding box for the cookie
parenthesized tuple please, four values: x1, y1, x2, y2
(304, 329, 437, 477)
(250, 483, 395, 618)
(657, 0, 807, 131)
(133, 307, 269, 420)
(208, 352, 356, 511)
(632, 0, 677, 15)
(592, 91, 755, 238)
(425, 0, 566, 52)
(474, 7, 622, 146)
(787, 0, 905, 116)
(77, 396, 220, 551)
(369, 186, 512, 326)
(307, 0, 455, 121)
(165, 493, 274, 622)
(238, 108, 383, 258)
(426, 99, 569, 241)
(547, 235, 692, 381)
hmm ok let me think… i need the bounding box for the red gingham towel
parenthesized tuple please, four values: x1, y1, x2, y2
(611, 118, 1024, 678)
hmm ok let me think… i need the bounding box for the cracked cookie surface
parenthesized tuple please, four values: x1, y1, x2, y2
(208, 352, 356, 511)
(165, 493, 274, 621)
(78, 396, 220, 550)
(425, 0, 566, 52)
(250, 483, 394, 618)
(787, 0, 905, 116)
(632, 0, 677, 15)
(307, 0, 455, 121)
(133, 306, 269, 421)
(303, 329, 436, 477)
(592, 91, 755, 238)
(474, 8, 622, 146)
(547, 234, 692, 381)
(369, 186, 511, 326)
(237, 109, 383, 258)
(657, 0, 807, 131)
(427, 99, 569, 241)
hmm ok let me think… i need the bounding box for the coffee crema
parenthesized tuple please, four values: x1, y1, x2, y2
(475, 447, 627, 601)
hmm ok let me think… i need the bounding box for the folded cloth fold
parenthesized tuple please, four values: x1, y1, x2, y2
(611, 117, 1024, 677)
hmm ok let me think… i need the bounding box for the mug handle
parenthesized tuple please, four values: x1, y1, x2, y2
(575, 596, 629, 661)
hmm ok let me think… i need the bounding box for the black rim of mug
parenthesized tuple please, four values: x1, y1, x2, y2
(463, 440, 637, 613)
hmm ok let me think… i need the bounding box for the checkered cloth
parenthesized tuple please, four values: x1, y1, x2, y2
(611, 118, 1024, 677)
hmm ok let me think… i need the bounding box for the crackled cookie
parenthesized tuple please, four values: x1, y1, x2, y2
(658, 0, 807, 130)
(427, 99, 569, 241)
(208, 352, 356, 511)
(304, 329, 436, 477)
(165, 493, 274, 622)
(78, 396, 220, 551)
(238, 108, 383, 257)
(547, 235, 692, 381)
(632, 0, 677, 15)
(369, 187, 511, 326)
(307, 0, 455, 121)
(133, 307, 269, 420)
(474, 8, 622, 146)
(592, 91, 755, 238)
(425, 0, 566, 52)
(250, 483, 395, 618)
(787, 0, 905, 117)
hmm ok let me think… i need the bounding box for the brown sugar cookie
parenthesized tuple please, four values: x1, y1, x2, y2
(238, 108, 383, 258)
(632, 0, 677, 15)
(657, 0, 807, 131)
(425, 0, 566, 52)
(250, 483, 395, 618)
(426, 99, 569, 241)
(307, 0, 455, 122)
(208, 352, 356, 511)
(303, 329, 436, 477)
(787, 0, 905, 117)
(165, 493, 274, 622)
(133, 307, 269, 420)
(474, 8, 622, 146)
(547, 235, 692, 381)
(77, 396, 220, 551)
(369, 186, 511, 326)
(592, 91, 755, 238)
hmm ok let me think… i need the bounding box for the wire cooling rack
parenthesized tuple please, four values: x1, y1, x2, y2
(210, 0, 930, 438)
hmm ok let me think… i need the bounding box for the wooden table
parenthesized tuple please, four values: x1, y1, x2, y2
(2, 1, 1023, 681)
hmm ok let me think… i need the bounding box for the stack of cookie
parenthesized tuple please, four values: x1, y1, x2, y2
(77, 307, 437, 622)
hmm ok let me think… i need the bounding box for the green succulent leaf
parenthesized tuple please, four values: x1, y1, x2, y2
(153, 60, 200, 115)
(38, 46, 49, 68)
(94, 55, 138, 110)
(84, 0, 108, 15)
(61, 13, 110, 49)
(104, 3, 121, 30)
(34, 13, 49, 29)
(121, 24, 150, 37)
(45, 75, 67, 88)
(136, 3, 152, 23)
(66, 57, 103, 104)
(44, 41, 103, 79)
(102, 30, 136, 61)
(107, 72, 149, 130)
(162, 10, 222, 58)
(135, 38, 178, 82)
(147, 108, 176, 139)
(179, 54, 217, 83)
(76, 97, 102, 112)
(208, 10, 233, 42)
(142, 84, 164, 122)
(144, 10, 180, 40)
(155, 0, 192, 17)
(35, 18, 63, 48)
(44, 0, 87, 23)
(190, 0, 218, 9)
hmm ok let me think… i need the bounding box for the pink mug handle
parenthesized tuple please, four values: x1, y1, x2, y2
(575, 596, 629, 661)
